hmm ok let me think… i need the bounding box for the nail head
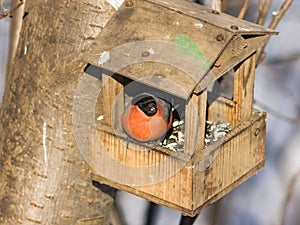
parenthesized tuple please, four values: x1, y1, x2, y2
(142, 51, 150, 58)
(230, 25, 239, 30)
(254, 128, 260, 136)
(216, 34, 225, 41)
(125, 0, 134, 7)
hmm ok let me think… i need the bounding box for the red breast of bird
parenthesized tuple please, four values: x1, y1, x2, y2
(121, 94, 173, 142)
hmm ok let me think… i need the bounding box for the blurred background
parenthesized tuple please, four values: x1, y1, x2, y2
(1, 0, 299, 225)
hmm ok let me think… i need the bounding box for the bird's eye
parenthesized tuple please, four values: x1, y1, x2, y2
(135, 96, 157, 116)
(141, 102, 157, 116)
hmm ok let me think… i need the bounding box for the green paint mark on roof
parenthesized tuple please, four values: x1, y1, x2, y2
(173, 34, 210, 68)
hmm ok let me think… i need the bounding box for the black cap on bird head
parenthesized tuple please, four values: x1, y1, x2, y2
(132, 94, 157, 117)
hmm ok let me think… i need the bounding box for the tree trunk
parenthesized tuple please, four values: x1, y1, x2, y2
(0, 0, 115, 224)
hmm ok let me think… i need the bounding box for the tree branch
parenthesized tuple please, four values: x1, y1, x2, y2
(7, 0, 25, 74)
(238, 0, 251, 19)
(280, 169, 300, 225)
(211, 0, 222, 11)
(256, 0, 272, 25)
(256, 0, 294, 64)
(0, 0, 24, 19)
(268, 0, 294, 30)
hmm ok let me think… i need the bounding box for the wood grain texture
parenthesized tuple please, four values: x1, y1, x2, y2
(102, 74, 124, 128)
(233, 53, 256, 127)
(148, 0, 277, 35)
(192, 110, 266, 215)
(207, 96, 235, 123)
(196, 35, 269, 92)
(85, 0, 275, 100)
(184, 91, 207, 156)
(91, 108, 266, 216)
(0, 1, 115, 224)
(87, 0, 270, 217)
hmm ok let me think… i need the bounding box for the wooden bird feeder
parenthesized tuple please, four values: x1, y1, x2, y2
(83, 0, 276, 216)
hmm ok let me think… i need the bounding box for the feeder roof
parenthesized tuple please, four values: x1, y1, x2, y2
(85, 0, 277, 100)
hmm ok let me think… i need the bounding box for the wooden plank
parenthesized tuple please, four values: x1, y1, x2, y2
(84, 0, 234, 99)
(207, 96, 235, 123)
(90, 128, 194, 209)
(95, 123, 192, 162)
(190, 161, 264, 216)
(137, 162, 194, 210)
(101, 74, 124, 128)
(91, 166, 194, 212)
(84, 0, 276, 102)
(196, 35, 269, 93)
(118, 62, 196, 100)
(147, 0, 277, 35)
(184, 91, 207, 156)
(192, 110, 266, 214)
(233, 53, 256, 127)
(90, 109, 266, 216)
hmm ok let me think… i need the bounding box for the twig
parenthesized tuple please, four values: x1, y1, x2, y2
(256, 0, 294, 64)
(238, 0, 251, 19)
(255, 0, 272, 64)
(0, 0, 6, 11)
(256, 0, 272, 25)
(268, 0, 294, 30)
(279, 169, 300, 225)
(211, 0, 221, 11)
(0, 0, 24, 19)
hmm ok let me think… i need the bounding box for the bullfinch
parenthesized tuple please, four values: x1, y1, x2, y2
(121, 93, 173, 142)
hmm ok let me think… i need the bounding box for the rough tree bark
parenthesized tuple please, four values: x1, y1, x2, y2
(0, 0, 115, 224)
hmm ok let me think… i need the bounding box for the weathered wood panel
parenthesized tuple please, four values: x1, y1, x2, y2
(233, 53, 256, 127)
(192, 110, 266, 215)
(91, 109, 266, 216)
